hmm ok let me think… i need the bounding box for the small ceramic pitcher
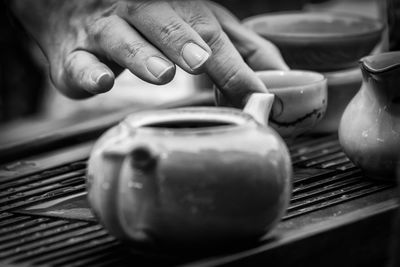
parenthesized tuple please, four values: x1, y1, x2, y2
(87, 93, 292, 247)
(339, 51, 400, 180)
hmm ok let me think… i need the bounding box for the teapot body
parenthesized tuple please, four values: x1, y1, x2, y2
(87, 107, 292, 247)
(339, 52, 400, 180)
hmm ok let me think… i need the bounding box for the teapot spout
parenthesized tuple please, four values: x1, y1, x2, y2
(360, 51, 400, 74)
(243, 93, 275, 126)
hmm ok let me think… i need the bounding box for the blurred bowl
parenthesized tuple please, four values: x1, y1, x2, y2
(312, 67, 362, 133)
(243, 12, 384, 71)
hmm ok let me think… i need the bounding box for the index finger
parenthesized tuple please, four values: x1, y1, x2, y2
(208, 2, 289, 71)
(169, 2, 269, 108)
(204, 31, 268, 108)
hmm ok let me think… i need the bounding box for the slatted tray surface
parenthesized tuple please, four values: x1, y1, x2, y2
(0, 134, 395, 267)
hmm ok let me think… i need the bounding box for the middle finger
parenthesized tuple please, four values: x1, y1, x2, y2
(118, 1, 211, 74)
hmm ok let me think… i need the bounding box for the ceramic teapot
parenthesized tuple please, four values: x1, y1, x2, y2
(339, 52, 400, 181)
(87, 93, 292, 248)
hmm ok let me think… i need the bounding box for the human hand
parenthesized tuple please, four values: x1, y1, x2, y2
(11, 0, 288, 107)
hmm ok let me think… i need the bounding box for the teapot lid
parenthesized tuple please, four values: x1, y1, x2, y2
(360, 51, 400, 74)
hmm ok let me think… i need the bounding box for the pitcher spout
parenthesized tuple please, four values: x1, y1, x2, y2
(360, 51, 400, 75)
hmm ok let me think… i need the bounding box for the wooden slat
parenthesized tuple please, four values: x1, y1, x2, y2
(0, 126, 397, 267)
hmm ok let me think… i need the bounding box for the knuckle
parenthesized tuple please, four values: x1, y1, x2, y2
(120, 41, 147, 60)
(62, 53, 84, 86)
(189, 15, 222, 45)
(186, 12, 210, 28)
(196, 24, 222, 47)
(51, 52, 95, 99)
(63, 52, 78, 73)
(88, 15, 118, 42)
(124, 1, 152, 16)
(49, 62, 73, 97)
(159, 20, 187, 45)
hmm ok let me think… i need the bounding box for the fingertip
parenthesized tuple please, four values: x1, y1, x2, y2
(181, 42, 211, 73)
(61, 50, 116, 98)
(89, 69, 115, 94)
(271, 53, 290, 71)
(145, 56, 176, 84)
(157, 66, 176, 84)
(97, 72, 115, 89)
(280, 62, 291, 71)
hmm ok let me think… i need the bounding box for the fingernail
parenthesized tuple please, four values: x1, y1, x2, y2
(90, 70, 114, 93)
(146, 57, 174, 79)
(182, 42, 210, 71)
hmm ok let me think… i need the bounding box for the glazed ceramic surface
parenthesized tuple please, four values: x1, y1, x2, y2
(312, 67, 362, 133)
(339, 52, 400, 180)
(87, 107, 292, 247)
(257, 71, 327, 139)
(217, 70, 327, 140)
(243, 12, 383, 71)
